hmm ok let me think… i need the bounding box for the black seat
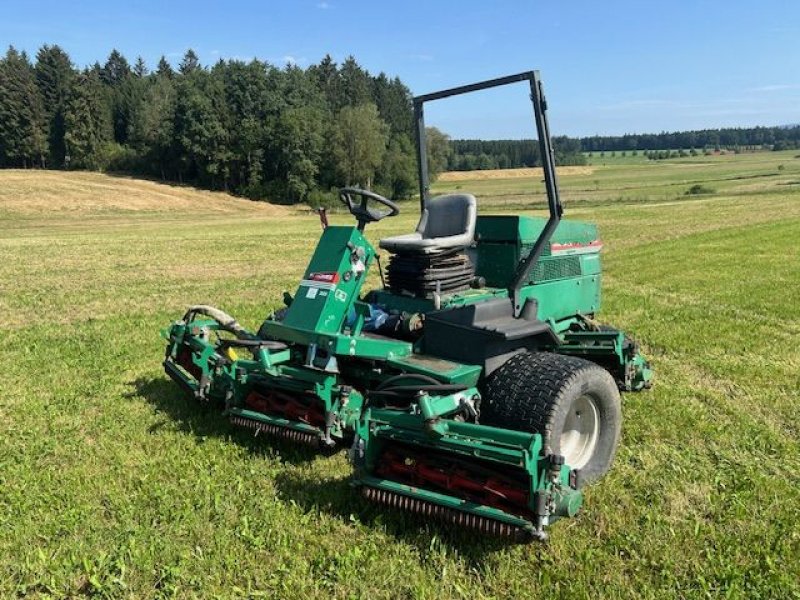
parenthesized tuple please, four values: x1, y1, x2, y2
(379, 194, 477, 254)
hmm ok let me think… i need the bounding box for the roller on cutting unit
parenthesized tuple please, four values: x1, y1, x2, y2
(161, 70, 652, 540)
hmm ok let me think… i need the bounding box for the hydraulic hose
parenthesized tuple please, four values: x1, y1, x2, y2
(183, 305, 252, 339)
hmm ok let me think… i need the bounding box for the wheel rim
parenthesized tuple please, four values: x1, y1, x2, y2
(560, 394, 600, 470)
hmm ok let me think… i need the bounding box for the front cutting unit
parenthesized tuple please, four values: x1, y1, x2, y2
(162, 70, 652, 541)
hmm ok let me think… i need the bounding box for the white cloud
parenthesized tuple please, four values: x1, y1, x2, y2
(317, 1, 330, 8)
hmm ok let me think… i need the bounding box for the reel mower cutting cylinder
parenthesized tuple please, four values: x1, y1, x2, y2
(161, 70, 652, 541)
(351, 401, 586, 541)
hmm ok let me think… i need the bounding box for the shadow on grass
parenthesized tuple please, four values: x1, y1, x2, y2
(127, 376, 323, 465)
(129, 375, 525, 558)
(272, 469, 520, 560)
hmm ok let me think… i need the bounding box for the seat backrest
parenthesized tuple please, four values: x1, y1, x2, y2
(417, 193, 477, 240)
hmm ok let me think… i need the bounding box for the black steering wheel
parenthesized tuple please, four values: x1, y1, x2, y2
(339, 187, 400, 230)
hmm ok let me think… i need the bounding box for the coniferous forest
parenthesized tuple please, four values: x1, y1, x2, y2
(2, 45, 799, 202)
(0, 46, 437, 204)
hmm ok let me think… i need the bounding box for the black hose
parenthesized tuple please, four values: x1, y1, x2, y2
(376, 373, 440, 391)
(182, 305, 252, 339)
(369, 384, 468, 397)
(367, 373, 469, 412)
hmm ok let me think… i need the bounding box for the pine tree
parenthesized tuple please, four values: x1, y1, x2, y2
(173, 68, 229, 187)
(179, 49, 201, 75)
(372, 74, 413, 137)
(101, 49, 131, 86)
(219, 59, 271, 194)
(35, 44, 74, 167)
(101, 50, 134, 143)
(156, 56, 174, 79)
(128, 73, 176, 179)
(0, 47, 47, 167)
(309, 54, 340, 110)
(270, 106, 324, 201)
(339, 56, 371, 108)
(133, 56, 148, 77)
(64, 70, 112, 169)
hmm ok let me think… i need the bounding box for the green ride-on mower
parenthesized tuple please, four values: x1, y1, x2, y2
(162, 71, 652, 541)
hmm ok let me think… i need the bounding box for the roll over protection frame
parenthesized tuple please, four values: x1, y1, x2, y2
(412, 71, 564, 317)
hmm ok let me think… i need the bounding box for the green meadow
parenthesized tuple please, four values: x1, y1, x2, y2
(1, 150, 799, 598)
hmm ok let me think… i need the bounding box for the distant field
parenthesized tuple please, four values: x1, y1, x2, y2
(438, 165, 595, 181)
(2, 154, 799, 598)
(433, 149, 800, 211)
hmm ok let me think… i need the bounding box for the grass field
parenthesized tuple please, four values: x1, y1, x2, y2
(433, 149, 800, 212)
(2, 151, 799, 598)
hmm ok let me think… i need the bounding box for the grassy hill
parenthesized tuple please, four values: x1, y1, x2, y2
(2, 158, 799, 598)
(0, 170, 291, 219)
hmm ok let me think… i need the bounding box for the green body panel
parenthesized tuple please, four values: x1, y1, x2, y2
(259, 224, 413, 360)
(475, 215, 600, 288)
(476, 215, 597, 245)
(259, 321, 412, 360)
(281, 226, 374, 334)
(386, 354, 482, 387)
(521, 274, 600, 326)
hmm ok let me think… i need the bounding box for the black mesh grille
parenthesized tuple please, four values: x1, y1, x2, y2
(521, 242, 552, 257)
(530, 256, 582, 282)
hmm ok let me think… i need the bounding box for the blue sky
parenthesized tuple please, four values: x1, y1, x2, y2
(2, 0, 799, 138)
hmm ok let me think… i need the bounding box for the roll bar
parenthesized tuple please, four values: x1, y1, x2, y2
(413, 70, 564, 317)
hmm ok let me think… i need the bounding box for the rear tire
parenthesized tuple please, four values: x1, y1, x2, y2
(480, 352, 622, 487)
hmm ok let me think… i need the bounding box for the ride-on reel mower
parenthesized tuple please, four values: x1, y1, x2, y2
(162, 71, 652, 541)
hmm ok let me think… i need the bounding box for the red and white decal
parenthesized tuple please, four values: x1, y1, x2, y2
(300, 271, 339, 292)
(550, 240, 603, 255)
(308, 271, 340, 283)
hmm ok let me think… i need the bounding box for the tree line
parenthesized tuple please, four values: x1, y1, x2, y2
(448, 125, 800, 171)
(5, 44, 799, 194)
(447, 137, 587, 171)
(578, 126, 800, 153)
(0, 45, 456, 204)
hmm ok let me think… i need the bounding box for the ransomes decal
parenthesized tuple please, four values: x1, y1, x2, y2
(308, 272, 340, 283)
(550, 240, 603, 255)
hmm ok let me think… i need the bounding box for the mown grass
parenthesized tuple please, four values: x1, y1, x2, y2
(1, 152, 799, 598)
